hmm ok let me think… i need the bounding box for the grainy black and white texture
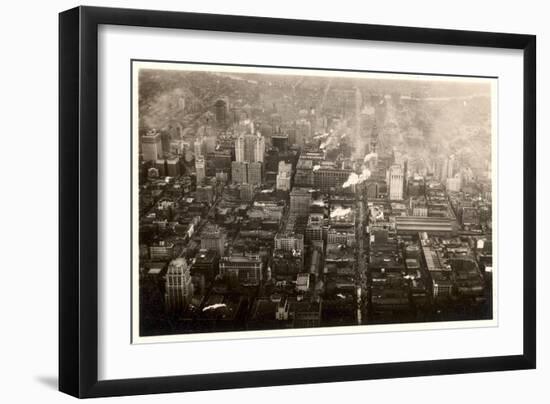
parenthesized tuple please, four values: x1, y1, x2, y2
(135, 62, 494, 340)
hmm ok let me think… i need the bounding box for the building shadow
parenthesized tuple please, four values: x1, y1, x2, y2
(36, 375, 58, 390)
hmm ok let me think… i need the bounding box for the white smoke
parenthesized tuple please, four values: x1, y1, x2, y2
(363, 152, 378, 163)
(202, 303, 227, 312)
(370, 206, 384, 222)
(313, 164, 321, 171)
(313, 132, 330, 140)
(342, 173, 358, 188)
(319, 138, 331, 149)
(330, 206, 352, 218)
(342, 167, 371, 188)
(359, 167, 371, 182)
(320, 135, 338, 150)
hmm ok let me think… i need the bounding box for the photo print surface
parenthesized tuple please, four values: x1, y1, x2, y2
(132, 61, 496, 343)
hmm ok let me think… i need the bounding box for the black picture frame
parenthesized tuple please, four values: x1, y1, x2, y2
(59, 5, 536, 398)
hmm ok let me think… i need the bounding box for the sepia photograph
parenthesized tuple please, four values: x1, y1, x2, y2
(132, 61, 496, 343)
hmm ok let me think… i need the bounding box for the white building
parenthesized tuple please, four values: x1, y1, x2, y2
(254, 133, 265, 163)
(165, 258, 193, 313)
(446, 176, 462, 193)
(194, 137, 204, 158)
(195, 157, 206, 184)
(234, 135, 245, 162)
(276, 161, 292, 191)
(388, 164, 404, 200)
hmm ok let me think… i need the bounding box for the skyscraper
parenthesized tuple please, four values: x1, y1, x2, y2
(254, 134, 265, 163)
(276, 161, 292, 191)
(248, 162, 263, 185)
(446, 176, 462, 192)
(231, 161, 248, 184)
(235, 133, 265, 163)
(295, 119, 311, 148)
(235, 135, 245, 163)
(388, 164, 404, 200)
(447, 155, 455, 179)
(166, 156, 180, 177)
(203, 135, 217, 154)
(141, 129, 163, 161)
(195, 157, 206, 184)
(440, 158, 449, 183)
(290, 188, 312, 215)
(165, 258, 193, 313)
(201, 225, 227, 255)
(194, 137, 204, 158)
(214, 98, 227, 126)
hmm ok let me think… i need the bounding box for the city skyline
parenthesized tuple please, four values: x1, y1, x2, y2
(133, 61, 495, 343)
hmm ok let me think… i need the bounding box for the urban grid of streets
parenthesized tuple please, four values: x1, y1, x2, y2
(137, 66, 494, 337)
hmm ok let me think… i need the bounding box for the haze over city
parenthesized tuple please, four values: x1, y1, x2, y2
(136, 63, 493, 338)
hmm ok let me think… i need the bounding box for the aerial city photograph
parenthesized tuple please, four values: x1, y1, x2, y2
(135, 63, 494, 339)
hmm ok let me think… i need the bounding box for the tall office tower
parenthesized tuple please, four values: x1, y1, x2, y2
(213, 149, 232, 174)
(278, 160, 292, 176)
(294, 119, 311, 148)
(271, 133, 289, 153)
(161, 131, 171, 154)
(245, 134, 256, 162)
(370, 123, 379, 155)
(231, 161, 248, 184)
(276, 173, 291, 191)
(440, 157, 449, 183)
(235, 134, 245, 163)
(237, 133, 262, 163)
(403, 159, 408, 198)
(166, 156, 180, 177)
(248, 162, 263, 185)
(195, 157, 206, 184)
(447, 155, 455, 179)
(253, 133, 265, 163)
(290, 187, 312, 215)
(203, 135, 217, 154)
(155, 159, 166, 177)
(214, 99, 227, 126)
(194, 137, 204, 158)
(201, 225, 227, 255)
(388, 164, 404, 200)
(305, 213, 324, 244)
(165, 258, 194, 313)
(276, 161, 292, 191)
(141, 129, 163, 161)
(446, 176, 462, 193)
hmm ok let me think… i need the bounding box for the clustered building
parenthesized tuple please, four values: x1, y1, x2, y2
(138, 75, 493, 336)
